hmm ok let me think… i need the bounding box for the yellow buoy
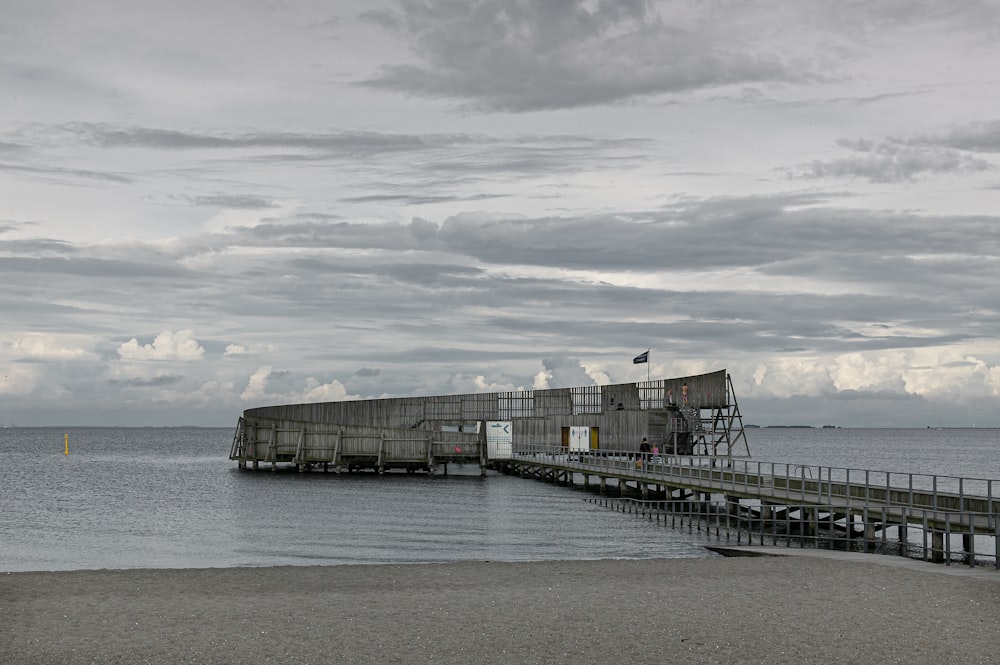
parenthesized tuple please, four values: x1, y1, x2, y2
(64, 433, 69, 455)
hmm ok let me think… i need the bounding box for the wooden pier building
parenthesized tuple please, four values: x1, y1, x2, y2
(229, 369, 748, 473)
(229, 368, 999, 568)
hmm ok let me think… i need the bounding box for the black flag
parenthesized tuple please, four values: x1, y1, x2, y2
(633, 351, 649, 364)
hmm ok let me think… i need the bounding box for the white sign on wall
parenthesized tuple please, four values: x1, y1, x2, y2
(486, 421, 513, 460)
(569, 426, 590, 452)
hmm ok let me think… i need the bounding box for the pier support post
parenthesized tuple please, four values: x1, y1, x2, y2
(333, 430, 342, 472)
(963, 533, 975, 566)
(760, 502, 773, 527)
(931, 531, 945, 563)
(269, 423, 277, 472)
(599, 477, 606, 496)
(863, 521, 877, 553)
(800, 507, 814, 537)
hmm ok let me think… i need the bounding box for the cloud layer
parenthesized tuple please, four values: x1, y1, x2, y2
(2, 0, 1000, 427)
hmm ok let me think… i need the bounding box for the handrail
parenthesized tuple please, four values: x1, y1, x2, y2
(583, 494, 999, 568)
(509, 443, 1000, 568)
(508, 443, 1000, 514)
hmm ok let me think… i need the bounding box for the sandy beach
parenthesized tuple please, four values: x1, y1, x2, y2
(2, 552, 998, 665)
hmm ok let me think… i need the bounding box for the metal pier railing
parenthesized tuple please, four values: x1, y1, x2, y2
(502, 444, 1000, 569)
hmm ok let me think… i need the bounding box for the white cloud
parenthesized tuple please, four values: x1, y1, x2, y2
(301, 377, 354, 403)
(239, 367, 359, 404)
(467, 375, 521, 393)
(240, 366, 272, 402)
(7, 334, 98, 361)
(117, 331, 205, 361)
(532, 369, 551, 390)
(830, 352, 907, 393)
(736, 345, 1000, 406)
(224, 342, 277, 357)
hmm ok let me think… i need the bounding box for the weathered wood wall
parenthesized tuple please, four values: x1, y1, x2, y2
(234, 370, 733, 468)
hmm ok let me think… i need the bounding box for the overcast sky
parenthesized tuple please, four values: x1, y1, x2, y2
(3, 0, 1000, 428)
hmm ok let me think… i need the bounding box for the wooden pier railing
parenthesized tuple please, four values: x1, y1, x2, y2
(229, 415, 1000, 569)
(229, 416, 485, 474)
(499, 444, 1000, 569)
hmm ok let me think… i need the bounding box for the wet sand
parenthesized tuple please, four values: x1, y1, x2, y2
(3, 554, 998, 664)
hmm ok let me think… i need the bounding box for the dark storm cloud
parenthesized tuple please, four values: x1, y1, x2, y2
(278, 256, 485, 290)
(192, 253, 963, 363)
(338, 192, 506, 205)
(792, 139, 992, 183)
(0, 255, 190, 279)
(0, 242, 235, 339)
(415, 136, 651, 176)
(474, 289, 974, 357)
(61, 122, 648, 181)
(792, 119, 1000, 183)
(4, 1, 1000, 427)
(139, 185, 996, 382)
(70, 123, 468, 154)
(433, 201, 1000, 280)
(361, 0, 799, 111)
(191, 194, 277, 209)
(0, 161, 132, 184)
(221, 194, 1000, 304)
(0, 236, 74, 254)
(109, 375, 184, 388)
(356, 262, 485, 287)
(353, 345, 542, 365)
(914, 119, 1000, 153)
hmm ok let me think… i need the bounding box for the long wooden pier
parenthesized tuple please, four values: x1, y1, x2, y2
(231, 371, 999, 569)
(497, 444, 1000, 569)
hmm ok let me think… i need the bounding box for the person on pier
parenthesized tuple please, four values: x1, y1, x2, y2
(638, 437, 651, 467)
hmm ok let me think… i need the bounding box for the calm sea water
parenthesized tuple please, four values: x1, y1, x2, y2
(1, 426, 998, 572)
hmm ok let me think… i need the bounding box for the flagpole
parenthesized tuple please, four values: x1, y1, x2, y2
(646, 349, 650, 382)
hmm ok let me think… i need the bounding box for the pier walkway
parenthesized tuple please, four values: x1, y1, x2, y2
(229, 370, 998, 569)
(498, 444, 1000, 569)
